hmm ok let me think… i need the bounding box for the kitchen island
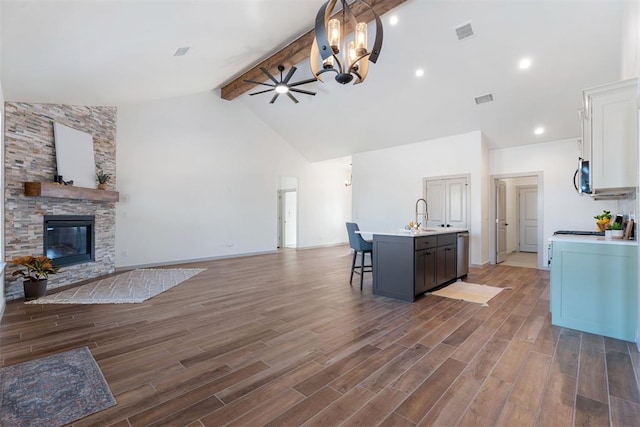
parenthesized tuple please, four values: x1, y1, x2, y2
(549, 234, 638, 341)
(359, 228, 468, 302)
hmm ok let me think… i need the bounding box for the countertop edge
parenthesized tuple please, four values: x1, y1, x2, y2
(358, 229, 468, 239)
(548, 235, 638, 246)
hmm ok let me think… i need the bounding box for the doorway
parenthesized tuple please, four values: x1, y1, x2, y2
(277, 176, 298, 249)
(490, 173, 543, 269)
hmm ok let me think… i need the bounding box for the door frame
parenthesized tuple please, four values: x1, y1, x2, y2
(496, 179, 508, 263)
(516, 185, 538, 253)
(422, 173, 471, 230)
(489, 172, 544, 269)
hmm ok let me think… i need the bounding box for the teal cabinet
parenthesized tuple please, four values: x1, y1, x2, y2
(550, 241, 638, 342)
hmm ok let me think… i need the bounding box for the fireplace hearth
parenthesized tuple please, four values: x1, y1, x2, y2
(44, 215, 95, 267)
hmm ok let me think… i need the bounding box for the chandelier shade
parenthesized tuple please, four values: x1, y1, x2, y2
(310, 0, 383, 85)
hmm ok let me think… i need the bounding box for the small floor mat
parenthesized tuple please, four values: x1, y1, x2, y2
(0, 347, 116, 426)
(429, 281, 507, 306)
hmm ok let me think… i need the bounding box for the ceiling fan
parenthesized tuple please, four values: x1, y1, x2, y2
(245, 65, 317, 104)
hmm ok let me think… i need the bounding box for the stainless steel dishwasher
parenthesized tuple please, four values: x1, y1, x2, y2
(457, 232, 469, 278)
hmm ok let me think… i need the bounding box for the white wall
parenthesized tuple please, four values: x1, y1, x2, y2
(490, 138, 612, 265)
(352, 131, 487, 265)
(622, 0, 640, 80)
(115, 91, 351, 268)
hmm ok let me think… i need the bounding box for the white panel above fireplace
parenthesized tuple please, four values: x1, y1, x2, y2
(53, 122, 96, 188)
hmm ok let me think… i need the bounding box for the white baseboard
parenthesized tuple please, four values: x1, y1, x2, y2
(115, 250, 277, 272)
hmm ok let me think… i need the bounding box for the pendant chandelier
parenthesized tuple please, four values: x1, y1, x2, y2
(310, 0, 383, 85)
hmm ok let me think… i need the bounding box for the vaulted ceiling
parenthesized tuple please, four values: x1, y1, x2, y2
(1, 0, 627, 161)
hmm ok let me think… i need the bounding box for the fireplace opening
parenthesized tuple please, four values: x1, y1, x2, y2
(44, 215, 95, 267)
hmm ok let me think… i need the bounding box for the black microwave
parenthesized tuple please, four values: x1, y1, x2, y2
(573, 158, 591, 194)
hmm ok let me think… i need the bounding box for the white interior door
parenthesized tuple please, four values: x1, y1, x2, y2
(518, 186, 538, 252)
(496, 180, 508, 263)
(284, 191, 297, 248)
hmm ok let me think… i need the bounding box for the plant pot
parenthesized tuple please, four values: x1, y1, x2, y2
(596, 220, 610, 232)
(97, 183, 106, 190)
(23, 279, 47, 301)
(612, 230, 624, 239)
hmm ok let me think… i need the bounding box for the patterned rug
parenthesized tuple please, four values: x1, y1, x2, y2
(429, 281, 510, 306)
(0, 347, 116, 426)
(25, 268, 205, 304)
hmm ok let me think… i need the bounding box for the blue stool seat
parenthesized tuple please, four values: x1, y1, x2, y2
(345, 222, 373, 290)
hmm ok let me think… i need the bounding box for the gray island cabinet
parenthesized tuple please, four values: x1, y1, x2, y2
(372, 231, 462, 302)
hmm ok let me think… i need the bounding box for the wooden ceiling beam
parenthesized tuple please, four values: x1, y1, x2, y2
(220, 0, 409, 101)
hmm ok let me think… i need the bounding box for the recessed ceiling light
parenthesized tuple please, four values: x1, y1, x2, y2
(534, 126, 545, 135)
(415, 69, 424, 78)
(173, 47, 190, 57)
(519, 58, 532, 69)
(389, 15, 399, 26)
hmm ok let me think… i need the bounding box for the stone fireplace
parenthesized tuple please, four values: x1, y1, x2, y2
(4, 102, 117, 300)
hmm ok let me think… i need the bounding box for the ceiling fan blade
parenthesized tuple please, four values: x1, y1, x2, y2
(287, 93, 299, 104)
(244, 79, 275, 87)
(270, 93, 280, 104)
(288, 78, 318, 87)
(290, 88, 316, 96)
(260, 67, 279, 84)
(283, 66, 297, 84)
(248, 88, 275, 96)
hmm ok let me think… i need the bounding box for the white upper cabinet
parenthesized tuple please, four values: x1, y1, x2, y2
(583, 78, 638, 191)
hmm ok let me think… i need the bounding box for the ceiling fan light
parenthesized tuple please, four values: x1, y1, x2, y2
(275, 84, 289, 94)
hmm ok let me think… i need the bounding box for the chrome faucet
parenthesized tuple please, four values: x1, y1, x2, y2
(416, 198, 428, 228)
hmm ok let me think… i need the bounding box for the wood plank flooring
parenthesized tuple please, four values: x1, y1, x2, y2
(2, 245, 640, 426)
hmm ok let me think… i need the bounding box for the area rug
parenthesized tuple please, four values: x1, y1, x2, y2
(25, 268, 205, 304)
(429, 281, 510, 306)
(0, 347, 116, 426)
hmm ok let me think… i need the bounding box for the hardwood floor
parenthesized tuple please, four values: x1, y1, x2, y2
(2, 245, 640, 426)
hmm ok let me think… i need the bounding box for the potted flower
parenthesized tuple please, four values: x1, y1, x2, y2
(594, 210, 612, 232)
(96, 169, 111, 190)
(11, 255, 60, 301)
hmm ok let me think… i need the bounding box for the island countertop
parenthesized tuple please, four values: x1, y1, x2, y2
(357, 228, 468, 241)
(548, 235, 637, 246)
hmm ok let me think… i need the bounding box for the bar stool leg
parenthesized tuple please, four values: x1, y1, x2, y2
(360, 252, 365, 290)
(350, 251, 357, 285)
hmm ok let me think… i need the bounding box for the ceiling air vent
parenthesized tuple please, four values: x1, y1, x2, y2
(455, 22, 474, 40)
(475, 94, 494, 105)
(173, 47, 190, 57)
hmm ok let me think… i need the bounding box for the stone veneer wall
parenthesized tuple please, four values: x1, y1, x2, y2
(4, 102, 117, 300)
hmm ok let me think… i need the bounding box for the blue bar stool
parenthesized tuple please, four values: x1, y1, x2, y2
(345, 222, 373, 290)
